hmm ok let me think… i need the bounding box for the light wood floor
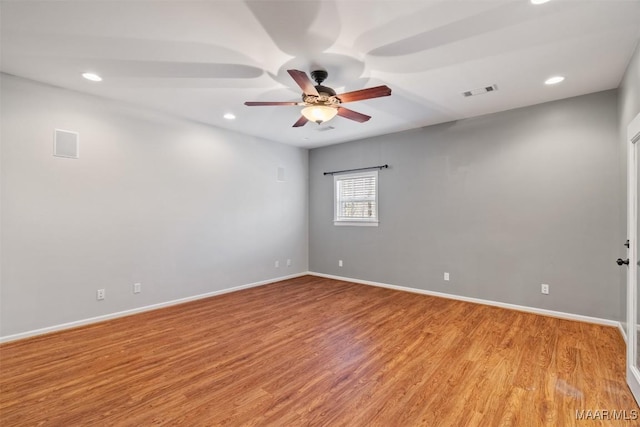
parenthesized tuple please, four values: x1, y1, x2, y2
(0, 275, 637, 426)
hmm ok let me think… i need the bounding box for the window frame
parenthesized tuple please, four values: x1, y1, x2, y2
(333, 170, 379, 227)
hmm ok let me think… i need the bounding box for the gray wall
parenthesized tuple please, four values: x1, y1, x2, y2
(310, 90, 622, 320)
(618, 41, 640, 330)
(0, 74, 308, 337)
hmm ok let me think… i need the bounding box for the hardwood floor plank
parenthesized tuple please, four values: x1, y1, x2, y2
(1, 276, 637, 426)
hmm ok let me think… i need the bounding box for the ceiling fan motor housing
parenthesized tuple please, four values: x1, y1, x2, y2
(303, 90, 340, 106)
(302, 71, 339, 105)
(314, 85, 336, 97)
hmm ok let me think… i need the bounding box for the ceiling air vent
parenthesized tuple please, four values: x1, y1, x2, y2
(315, 125, 335, 132)
(462, 84, 498, 97)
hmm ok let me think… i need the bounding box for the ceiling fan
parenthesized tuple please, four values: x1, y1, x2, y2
(244, 69, 392, 127)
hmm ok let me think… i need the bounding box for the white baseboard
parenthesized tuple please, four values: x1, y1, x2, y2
(3, 271, 625, 344)
(621, 323, 629, 343)
(621, 324, 640, 344)
(308, 271, 623, 330)
(0, 272, 308, 344)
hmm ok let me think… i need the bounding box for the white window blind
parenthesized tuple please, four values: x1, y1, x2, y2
(334, 170, 378, 226)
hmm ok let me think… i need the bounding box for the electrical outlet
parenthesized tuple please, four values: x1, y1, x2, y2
(133, 283, 141, 294)
(97, 289, 105, 300)
(541, 284, 549, 295)
(286, 259, 291, 267)
(339, 260, 343, 267)
(444, 272, 450, 281)
(275, 260, 279, 268)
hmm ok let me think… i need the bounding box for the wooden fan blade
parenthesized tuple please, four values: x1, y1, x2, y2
(337, 107, 371, 123)
(287, 70, 319, 96)
(293, 116, 309, 127)
(244, 101, 301, 106)
(336, 85, 392, 103)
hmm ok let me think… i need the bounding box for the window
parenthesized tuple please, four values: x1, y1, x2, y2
(334, 171, 378, 226)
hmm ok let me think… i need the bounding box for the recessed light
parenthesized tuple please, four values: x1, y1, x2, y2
(545, 76, 565, 85)
(531, 0, 551, 4)
(223, 113, 236, 120)
(82, 72, 102, 82)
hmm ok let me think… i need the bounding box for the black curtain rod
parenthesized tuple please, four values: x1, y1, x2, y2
(323, 164, 389, 176)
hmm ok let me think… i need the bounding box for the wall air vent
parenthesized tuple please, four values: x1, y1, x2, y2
(54, 129, 79, 158)
(462, 84, 498, 97)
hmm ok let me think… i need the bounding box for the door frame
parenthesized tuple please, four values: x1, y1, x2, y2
(627, 112, 640, 403)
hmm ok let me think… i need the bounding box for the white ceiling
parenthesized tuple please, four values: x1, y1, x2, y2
(2, 0, 639, 148)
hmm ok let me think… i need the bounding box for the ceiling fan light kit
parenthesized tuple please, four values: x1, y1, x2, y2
(245, 69, 391, 127)
(301, 105, 338, 124)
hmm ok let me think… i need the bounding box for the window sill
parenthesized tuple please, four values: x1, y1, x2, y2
(334, 221, 379, 227)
